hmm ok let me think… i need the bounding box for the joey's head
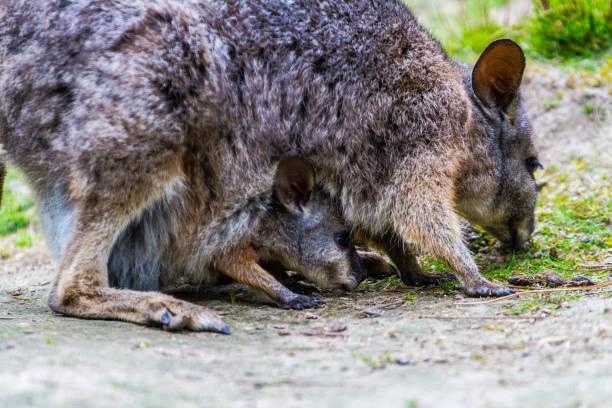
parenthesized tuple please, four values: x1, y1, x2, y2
(456, 39, 541, 251)
(257, 157, 366, 291)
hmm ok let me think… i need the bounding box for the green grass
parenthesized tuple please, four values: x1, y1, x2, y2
(479, 162, 610, 283)
(505, 292, 583, 315)
(528, 0, 612, 59)
(405, 0, 514, 63)
(0, 166, 35, 236)
(405, 0, 612, 64)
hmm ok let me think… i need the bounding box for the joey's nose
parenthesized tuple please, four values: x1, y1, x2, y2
(343, 280, 359, 291)
(342, 271, 366, 292)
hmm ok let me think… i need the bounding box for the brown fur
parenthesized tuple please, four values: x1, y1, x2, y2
(1, 0, 539, 331)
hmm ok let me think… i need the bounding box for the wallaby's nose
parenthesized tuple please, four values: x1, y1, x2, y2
(506, 228, 533, 252)
(351, 257, 367, 288)
(514, 215, 535, 251)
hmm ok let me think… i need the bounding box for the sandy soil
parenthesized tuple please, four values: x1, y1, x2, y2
(1, 64, 611, 408)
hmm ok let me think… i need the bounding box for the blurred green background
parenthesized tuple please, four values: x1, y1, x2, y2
(404, 0, 612, 63)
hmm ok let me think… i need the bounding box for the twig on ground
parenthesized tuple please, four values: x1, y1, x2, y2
(405, 314, 543, 320)
(377, 299, 406, 309)
(579, 263, 612, 271)
(458, 280, 612, 306)
(8, 293, 31, 301)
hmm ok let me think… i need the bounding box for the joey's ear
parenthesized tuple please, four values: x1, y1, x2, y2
(472, 38, 525, 111)
(274, 156, 315, 214)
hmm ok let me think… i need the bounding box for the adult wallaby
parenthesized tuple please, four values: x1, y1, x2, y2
(0, 0, 539, 331)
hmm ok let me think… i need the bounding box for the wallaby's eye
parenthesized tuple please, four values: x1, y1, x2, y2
(526, 157, 543, 172)
(335, 231, 351, 249)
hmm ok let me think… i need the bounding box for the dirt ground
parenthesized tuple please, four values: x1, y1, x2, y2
(1, 65, 611, 407)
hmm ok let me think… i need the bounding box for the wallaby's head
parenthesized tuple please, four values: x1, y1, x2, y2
(257, 157, 366, 291)
(456, 39, 541, 251)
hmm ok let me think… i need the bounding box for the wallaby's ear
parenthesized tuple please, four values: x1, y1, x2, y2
(472, 38, 525, 111)
(274, 156, 315, 214)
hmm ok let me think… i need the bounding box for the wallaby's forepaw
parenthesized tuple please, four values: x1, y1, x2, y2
(279, 295, 326, 310)
(357, 249, 397, 279)
(400, 269, 457, 287)
(461, 282, 514, 297)
(148, 300, 230, 333)
(288, 281, 319, 296)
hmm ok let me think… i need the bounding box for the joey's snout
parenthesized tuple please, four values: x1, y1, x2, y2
(343, 251, 367, 291)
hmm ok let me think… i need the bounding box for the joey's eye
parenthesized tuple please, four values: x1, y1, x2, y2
(526, 157, 543, 172)
(335, 231, 351, 249)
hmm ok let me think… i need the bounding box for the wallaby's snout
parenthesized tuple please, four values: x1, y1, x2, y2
(485, 212, 536, 252)
(509, 213, 536, 252)
(342, 247, 367, 291)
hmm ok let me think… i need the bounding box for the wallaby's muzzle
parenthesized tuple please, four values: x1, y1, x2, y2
(343, 253, 367, 291)
(488, 214, 535, 252)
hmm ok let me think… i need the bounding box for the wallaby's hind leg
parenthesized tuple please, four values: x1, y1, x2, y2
(47, 173, 229, 333)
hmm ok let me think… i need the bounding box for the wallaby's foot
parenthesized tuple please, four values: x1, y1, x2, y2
(356, 248, 397, 279)
(49, 284, 230, 333)
(146, 297, 230, 333)
(391, 252, 457, 286)
(461, 280, 514, 297)
(278, 295, 326, 310)
(400, 268, 457, 287)
(286, 280, 319, 296)
(370, 234, 456, 287)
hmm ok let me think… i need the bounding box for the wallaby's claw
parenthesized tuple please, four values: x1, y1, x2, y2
(160, 310, 170, 325)
(494, 288, 515, 297)
(280, 295, 325, 310)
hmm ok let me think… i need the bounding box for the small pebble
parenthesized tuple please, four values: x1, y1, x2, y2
(396, 357, 411, 366)
(362, 307, 383, 316)
(571, 276, 594, 286)
(324, 319, 347, 332)
(304, 312, 319, 320)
